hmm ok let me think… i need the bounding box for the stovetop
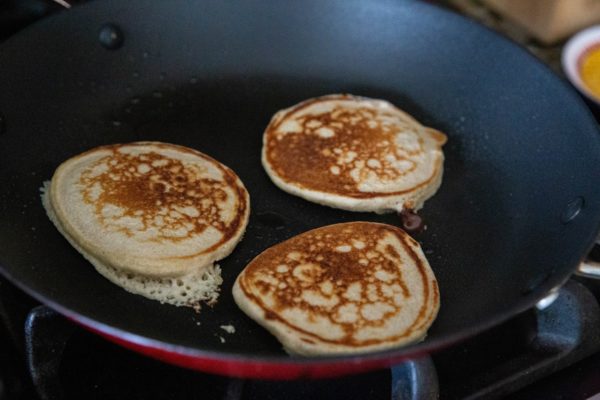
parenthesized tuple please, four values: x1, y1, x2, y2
(2, 276, 600, 400)
(2, 2, 600, 400)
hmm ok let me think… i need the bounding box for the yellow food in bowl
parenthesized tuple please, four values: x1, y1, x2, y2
(581, 46, 600, 98)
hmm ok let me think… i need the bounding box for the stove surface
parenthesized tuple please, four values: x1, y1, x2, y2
(1, 277, 599, 400)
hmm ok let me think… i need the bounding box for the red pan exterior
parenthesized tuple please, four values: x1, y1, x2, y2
(71, 316, 436, 379)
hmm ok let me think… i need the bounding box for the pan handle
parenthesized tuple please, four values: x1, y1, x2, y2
(576, 239, 600, 279)
(50, 0, 71, 8)
(577, 259, 600, 278)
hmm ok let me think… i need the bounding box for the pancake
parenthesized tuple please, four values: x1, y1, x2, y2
(262, 94, 447, 213)
(233, 222, 440, 356)
(42, 142, 250, 307)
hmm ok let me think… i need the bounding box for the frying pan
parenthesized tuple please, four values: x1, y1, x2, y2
(1, 0, 599, 379)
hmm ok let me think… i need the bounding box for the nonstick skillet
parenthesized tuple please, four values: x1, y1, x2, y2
(1, 0, 600, 379)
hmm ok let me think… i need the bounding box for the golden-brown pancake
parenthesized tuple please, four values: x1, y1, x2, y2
(42, 141, 250, 307)
(233, 222, 440, 355)
(262, 94, 447, 213)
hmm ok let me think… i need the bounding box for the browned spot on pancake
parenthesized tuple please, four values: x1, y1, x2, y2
(255, 280, 271, 295)
(385, 244, 400, 259)
(264, 95, 445, 198)
(265, 310, 278, 320)
(239, 222, 437, 348)
(78, 143, 247, 251)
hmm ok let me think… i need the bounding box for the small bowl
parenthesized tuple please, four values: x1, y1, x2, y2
(562, 25, 600, 105)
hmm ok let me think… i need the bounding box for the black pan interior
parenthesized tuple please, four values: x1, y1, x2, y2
(0, 0, 599, 361)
